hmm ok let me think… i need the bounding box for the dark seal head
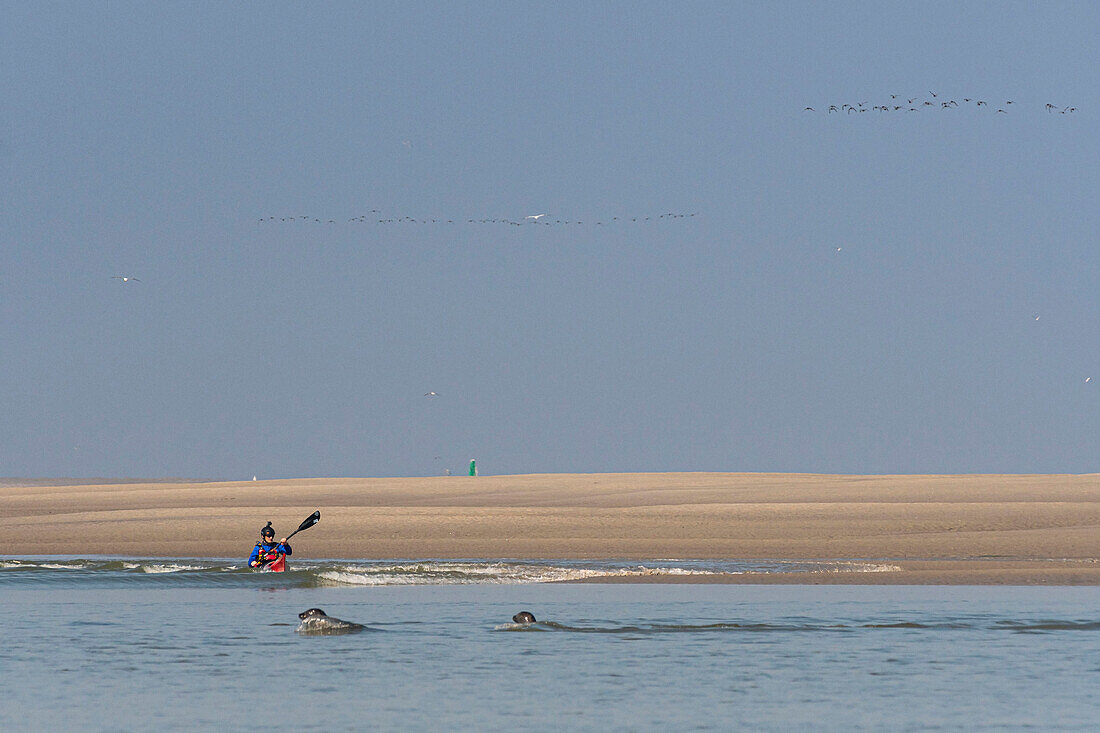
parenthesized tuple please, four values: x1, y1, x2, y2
(296, 608, 365, 635)
(512, 611, 537, 624)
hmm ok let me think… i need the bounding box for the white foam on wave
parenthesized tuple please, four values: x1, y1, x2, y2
(315, 562, 723, 586)
(0, 560, 102, 571)
(139, 563, 207, 574)
(0, 558, 903, 582)
(312, 560, 904, 586)
(822, 562, 903, 573)
(315, 571, 403, 586)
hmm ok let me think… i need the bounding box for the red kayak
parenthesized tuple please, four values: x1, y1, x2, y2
(262, 554, 287, 572)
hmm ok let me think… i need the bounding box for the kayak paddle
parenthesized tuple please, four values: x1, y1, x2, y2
(284, 510, 320, 542)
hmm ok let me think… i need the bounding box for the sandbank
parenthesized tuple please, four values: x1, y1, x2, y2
(2, 472, 1098, 584)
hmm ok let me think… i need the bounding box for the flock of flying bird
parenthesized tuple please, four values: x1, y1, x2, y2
(117, 113, 1090, 384)
(803, 92, 1078, 116)
(257, 210, 697, 227)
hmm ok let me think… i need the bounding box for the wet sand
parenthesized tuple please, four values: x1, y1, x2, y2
(2, 473, 1098, 584)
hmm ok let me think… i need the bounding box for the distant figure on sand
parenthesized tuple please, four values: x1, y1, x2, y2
(248, 522, 292, 568)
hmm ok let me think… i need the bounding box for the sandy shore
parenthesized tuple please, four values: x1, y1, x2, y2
(3, 472, 1098, 584)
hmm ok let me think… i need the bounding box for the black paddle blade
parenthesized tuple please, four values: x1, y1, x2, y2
(297, 511, 320, 532)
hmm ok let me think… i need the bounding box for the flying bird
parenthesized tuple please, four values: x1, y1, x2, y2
(525, 214, 547, 220)
(112, 276, 140, 283)
(424, 391, 439, 397)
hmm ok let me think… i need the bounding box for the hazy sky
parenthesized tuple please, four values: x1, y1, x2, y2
(2, 1, 1097, 478)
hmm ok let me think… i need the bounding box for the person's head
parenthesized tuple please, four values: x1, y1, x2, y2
(260, 521, 275, 542)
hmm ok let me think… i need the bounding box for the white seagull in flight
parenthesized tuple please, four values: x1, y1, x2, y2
(112, 276, 141, 283)
(525, 214, 547, 220)
(424, 391, 439, 397)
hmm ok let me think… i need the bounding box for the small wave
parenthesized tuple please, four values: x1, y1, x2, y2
(139, 564, 208, 574)
(492, 619, 1100, 634)
(0, 558, 238, 578)
(2, 557, 901, 587)
(313, 562, 726, 586)
(495, 621, 827, 633)
(314, 561, 901, 586)
(825, 562, 903, 573)
(995, 620, 1100, 632)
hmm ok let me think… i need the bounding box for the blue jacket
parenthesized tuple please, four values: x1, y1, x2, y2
(249, 541, 292, 566)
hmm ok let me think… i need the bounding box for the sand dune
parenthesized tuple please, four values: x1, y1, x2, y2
(3, 473, 1098, 583)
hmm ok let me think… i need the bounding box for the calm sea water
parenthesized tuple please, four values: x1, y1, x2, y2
(2, 558, 1098, 731)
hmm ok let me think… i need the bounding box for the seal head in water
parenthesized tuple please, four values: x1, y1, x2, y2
(512, 611, 537, 624)
(296, 608, 365, 635)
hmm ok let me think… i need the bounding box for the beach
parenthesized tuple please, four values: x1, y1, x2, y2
(3, 472, 1098, 584)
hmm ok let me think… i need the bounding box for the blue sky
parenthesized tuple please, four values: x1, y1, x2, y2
(2, 1, 1096, 478)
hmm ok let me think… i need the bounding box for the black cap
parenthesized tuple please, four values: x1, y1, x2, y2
(261, 521, 274, 538)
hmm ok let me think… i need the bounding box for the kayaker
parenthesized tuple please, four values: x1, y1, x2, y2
(249, 521, 292, 568)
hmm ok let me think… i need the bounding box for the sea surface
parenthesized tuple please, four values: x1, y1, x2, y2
(2, 558, 1098, 731)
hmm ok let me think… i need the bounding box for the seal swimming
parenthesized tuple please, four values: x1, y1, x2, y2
(296, 608, 365, 635)
(512, 611, 537, 624)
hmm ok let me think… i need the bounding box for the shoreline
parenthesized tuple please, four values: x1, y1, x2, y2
(571, 559, 1100, 585)
(3, 472, 1097, 584)
(3, 555, 1097, 585)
